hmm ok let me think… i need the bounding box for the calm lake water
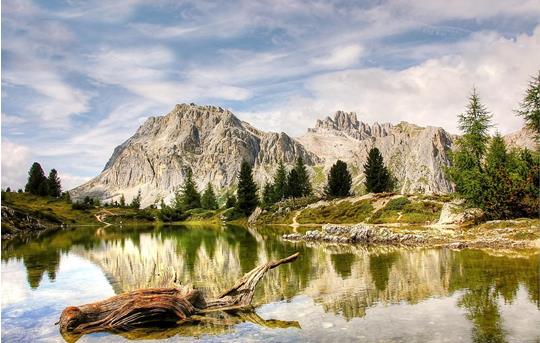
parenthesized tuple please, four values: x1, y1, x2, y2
(1, 224, 539, 342)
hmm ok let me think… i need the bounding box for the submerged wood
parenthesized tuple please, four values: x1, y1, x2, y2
(58, 252, 299, 338)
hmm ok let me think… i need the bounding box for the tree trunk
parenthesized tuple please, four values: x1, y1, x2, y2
(58, 252, 299, 339)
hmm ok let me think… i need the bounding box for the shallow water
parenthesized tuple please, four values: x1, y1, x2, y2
(1, 224, 539, 342)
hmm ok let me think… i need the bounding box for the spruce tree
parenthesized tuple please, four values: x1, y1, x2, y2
(262, 182, 275, 207)
(484, 134, 511, 218)
(5, 187, 11, 193)
(47, 169, 62, 197)
(516, 71, 540, 141)
(119, 194, 126, 207)
(201, 183, 218, 210)
(236, 160, 258, 215)
(180, 169, 201, 210)
(272, 160, 287, 202)
(286, 169, 302, 198)
(363, 147, 391, 193)
(25, 162, 48, 195)
(325, 160, 352, 197)
(294, 157, 312, 196)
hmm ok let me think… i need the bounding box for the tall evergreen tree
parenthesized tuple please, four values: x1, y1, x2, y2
(130, 189, 142, 209)
(201, 183, 218, 210)
(363, 147, 391, 193)
(47, 169, 62, 197)
(446, 89, 493, 207)
(272, 160, 288, 202)
(294, 157, 312, 196)
(180, 169, 201, 210)
(119, 194, 126, 207)
(262, 182, 275, 207)
(286, 169, 302, 198)
(458, 88, 493, 166)
(25, 162, 48, 196)
(325, 160, 352, 197)
(516, 71, 540, 141)
(236, 160, 258, 215)
(483, 134, 511, 218)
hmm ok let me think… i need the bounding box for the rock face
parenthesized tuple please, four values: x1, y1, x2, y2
(299, 111, 455, 194)
(503, 127, 537, 151)
(71, 104, 534, 207)
(71, 104, 319, 206)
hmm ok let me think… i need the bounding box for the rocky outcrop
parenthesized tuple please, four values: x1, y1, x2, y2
(1, 205, 55, 238)
(283, 224, 426, 245)
(437, 202, 484, 226)
(503, 127, 537, 151)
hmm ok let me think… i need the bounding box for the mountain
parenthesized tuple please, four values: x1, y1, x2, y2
(71, 104, 534, 207)
(298, 111, 455, 194)
(71, 104, 318, 206)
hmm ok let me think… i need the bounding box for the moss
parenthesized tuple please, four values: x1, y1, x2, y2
(370, 199, 442, 224)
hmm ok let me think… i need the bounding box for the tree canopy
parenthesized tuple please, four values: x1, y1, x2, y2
(363, 147, 392, 193)
(201, 183, 218, 210)
(325, 160, 352, 197)
(236, 160, 258, 215)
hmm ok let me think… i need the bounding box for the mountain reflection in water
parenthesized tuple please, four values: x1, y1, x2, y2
(1, 224, 539, 342)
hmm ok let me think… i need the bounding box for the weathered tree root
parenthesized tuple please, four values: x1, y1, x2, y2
(58, 252, 299, 339)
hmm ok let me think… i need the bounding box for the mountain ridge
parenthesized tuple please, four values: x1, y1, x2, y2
(70, 103, 534, 207)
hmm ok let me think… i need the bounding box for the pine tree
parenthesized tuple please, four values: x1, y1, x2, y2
(47, 169, 62, 197)
(272, 160, 287, 202)
(363, 147, 391, 193)
(25, 162, 48, 196)
(180, 169, 201, 210)
(119, 194, 126, 207)
(201, 183, 218, 210)
(5, 187, 11, 193)
(294, 157, 312, 196)
(130, 189, 142, 209)
(236, 160, 258, 215)
(325, 160, 352, 197)
(262, 182, 275, 207)
(516, 71, 540, 141)
(286, 169, 302, 198)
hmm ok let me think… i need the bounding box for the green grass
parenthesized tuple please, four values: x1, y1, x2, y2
(369, 198, 442, 224)
(296, 199, 373, 224)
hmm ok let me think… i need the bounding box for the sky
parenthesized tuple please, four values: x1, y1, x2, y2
(2, 0, 540, 190)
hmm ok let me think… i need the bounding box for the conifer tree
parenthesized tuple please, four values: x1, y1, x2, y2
(201, 183, 218, 210)
(47, 169, 62, 197)
(516, 71, 540, 141)
(225, 192, 237, 208)
(6, 187, 11, 193)
(294, 157, 312, 196)
(236, 160, 258, 215)
(286, 169, 302, 198)
(272, 160, 288, 202)
(119, 194, 126, 207)
(483, 134, 511, 218)
(363, 147, 391, 193)
(262, 182, 275, 207)
(180, 169, 201, 210)
(25, 162, 48, 196)
(446, 88, 493, 207)
(325, 160, 352, 197)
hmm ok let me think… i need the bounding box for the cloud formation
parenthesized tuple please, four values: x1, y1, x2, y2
(2, 0, 539, 189)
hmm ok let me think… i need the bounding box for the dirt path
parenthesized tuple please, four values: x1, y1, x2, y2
(95, 209, 115, 227)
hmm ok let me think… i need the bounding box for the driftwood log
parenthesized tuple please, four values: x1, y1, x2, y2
(58, 252, 299, 340)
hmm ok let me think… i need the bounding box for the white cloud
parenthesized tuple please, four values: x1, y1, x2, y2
(243, 26, 540, 136)
(312, 44, 363, 69)
(1, 139, 33, 189)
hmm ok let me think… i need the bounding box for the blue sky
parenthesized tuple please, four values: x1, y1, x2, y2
(2, 0, 540, 190)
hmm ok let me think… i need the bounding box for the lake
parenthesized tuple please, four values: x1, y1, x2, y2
(1, 224, 539, 342)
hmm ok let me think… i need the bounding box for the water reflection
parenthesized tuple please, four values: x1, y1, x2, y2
(1, 224, 539, 342)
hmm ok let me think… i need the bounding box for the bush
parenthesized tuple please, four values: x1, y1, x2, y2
(384, 197, 410, 211)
